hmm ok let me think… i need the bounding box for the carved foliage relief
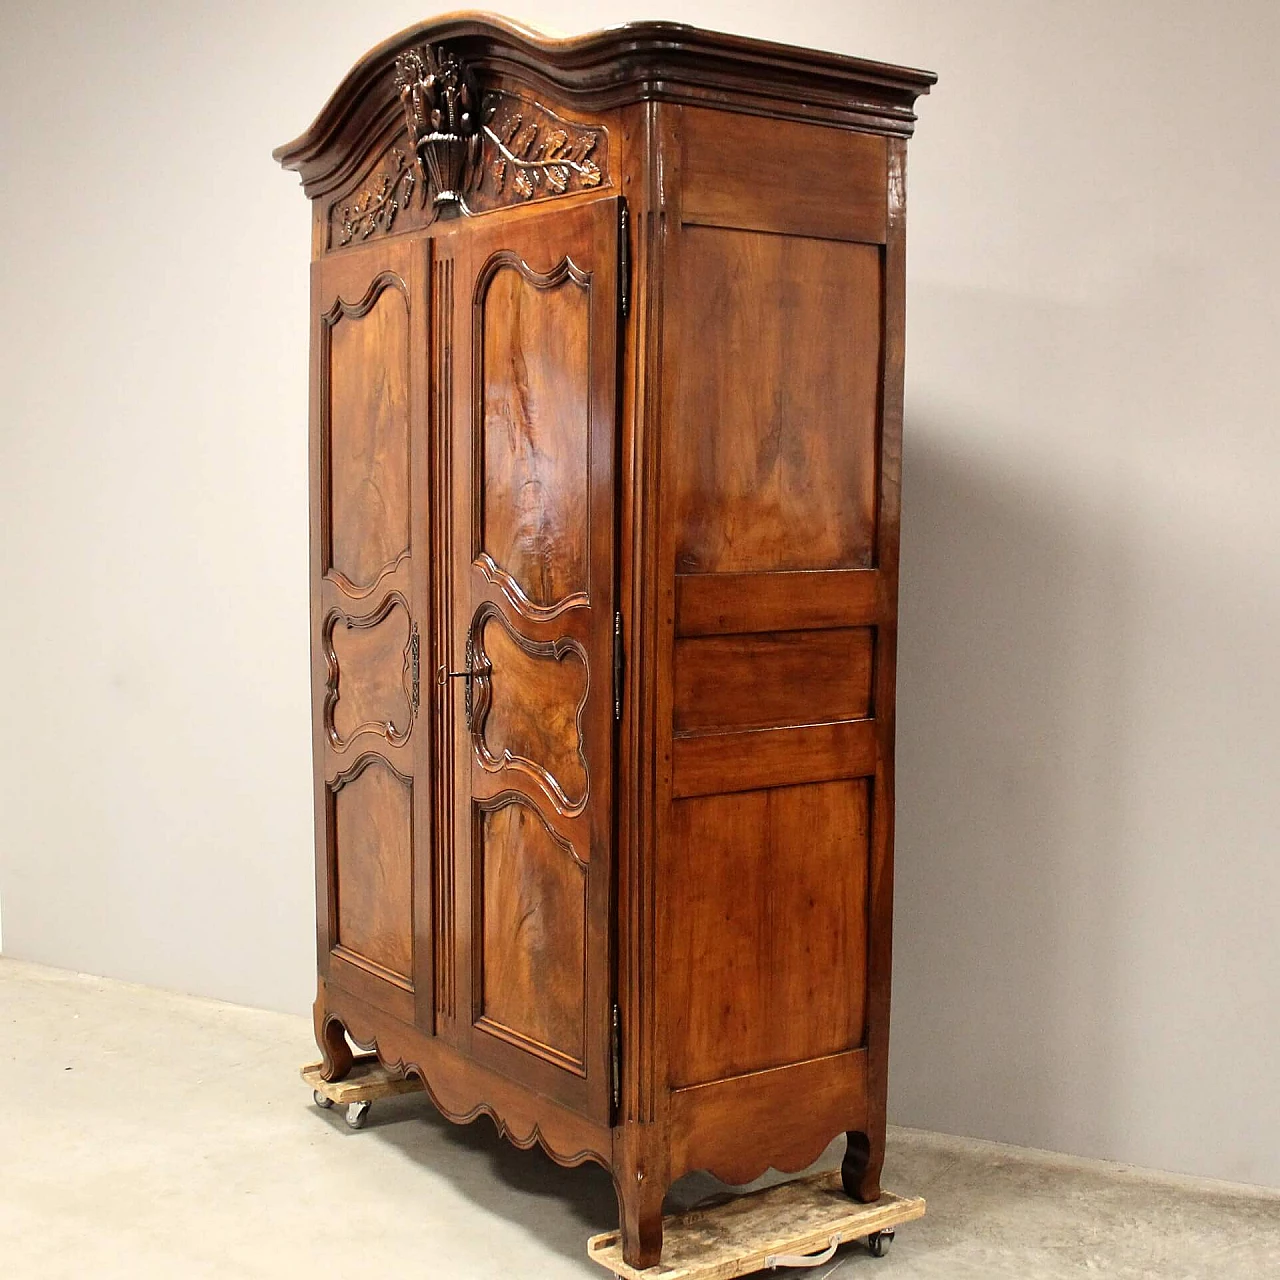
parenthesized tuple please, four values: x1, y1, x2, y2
(330, 59, 609, 249)
(479, 96, 603, 205)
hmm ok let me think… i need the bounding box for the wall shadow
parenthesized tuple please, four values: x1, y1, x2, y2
(338, 1092, 615, 1269)
(888, 284, 1133, 1160)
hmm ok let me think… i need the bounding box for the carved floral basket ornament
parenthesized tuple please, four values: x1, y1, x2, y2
(395, 46, 483, 206)
(337, 43, 605, 244)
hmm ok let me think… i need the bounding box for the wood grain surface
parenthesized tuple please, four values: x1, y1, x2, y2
(588, 1175, 925, 1280)
(280, 19, 933, 1271)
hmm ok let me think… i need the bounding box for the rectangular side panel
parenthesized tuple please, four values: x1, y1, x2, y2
(666, 781, 870, 1088)
(669, 1049, 869, 1184)
(328, 949, 415, 1024)
(675, 569, 888, 637)
(671, 720, 876, 798)
(670, 227, 884, 576)
(681, 109, 888, 243)
(673, 628, 873, 735)
(330, 757, 414, 987)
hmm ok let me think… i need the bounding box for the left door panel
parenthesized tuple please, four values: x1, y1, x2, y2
(310, 237, 432, 1033)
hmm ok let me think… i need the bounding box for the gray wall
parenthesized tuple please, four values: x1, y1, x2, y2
(2, 1, 1277, 1188)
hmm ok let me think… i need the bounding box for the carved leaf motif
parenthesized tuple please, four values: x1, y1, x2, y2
(336, 150, 419, 246)
(329, 89, 608, 244)
(481, 96, 606, 206)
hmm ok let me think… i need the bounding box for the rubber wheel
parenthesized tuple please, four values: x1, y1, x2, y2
(313, 1090, 335, 1109)
(868, 1230, 894, 1258)
(345, 1100, 372, 1129)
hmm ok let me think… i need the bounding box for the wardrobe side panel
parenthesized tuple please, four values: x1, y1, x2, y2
(657, 106, 894, 1180)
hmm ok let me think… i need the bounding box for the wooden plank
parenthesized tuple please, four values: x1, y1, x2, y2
(301, 1055, 424, 1105)
(668, 231, 882, 580)
(666, 785, 869, 1089)
(669, 1050, 868, 1185)
(681, 109, 888, 244)
(672, 720, 876, 798)
(588, 1172, 924, 1280)
(328, 947, 416, 1022)
(676, 570, 887, 637)
(673, 629, 873, 735)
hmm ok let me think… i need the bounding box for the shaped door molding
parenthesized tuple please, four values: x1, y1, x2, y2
(473, 789, 589, 1076)
(323, 591, 418, 751)
(469, 602, 590, 818)
(472, 250, 593, 620)
(319, 269, 412, 599)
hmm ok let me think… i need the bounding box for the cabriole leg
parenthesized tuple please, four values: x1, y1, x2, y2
(841, 1128, 885, 1203)
(612, 1126, 668, 1270)
(615, 1168, 665, 1270)
(315, 994, 354, 1082)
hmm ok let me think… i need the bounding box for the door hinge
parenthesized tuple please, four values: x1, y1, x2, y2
(619, 200, 631, 318)
(611, 1002, 621, 1112)
(408, 623, 420, 713)
(613, 611, 624, 721)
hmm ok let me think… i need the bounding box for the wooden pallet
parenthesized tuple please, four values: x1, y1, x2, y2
(301, 1055, 423, 1127)
(588, 1172, 925, 1279)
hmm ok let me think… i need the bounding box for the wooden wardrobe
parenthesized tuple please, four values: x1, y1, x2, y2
(274, 15, 934, 1268)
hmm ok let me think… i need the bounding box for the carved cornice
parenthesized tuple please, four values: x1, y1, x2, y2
(275, 15, 936, 199)
(334, 149, 416, 246)
(329, 90, 609, 247)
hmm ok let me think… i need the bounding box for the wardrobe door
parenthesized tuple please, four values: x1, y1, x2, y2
(438, 197, 620, 1122)
(310, 237, 432, 1031)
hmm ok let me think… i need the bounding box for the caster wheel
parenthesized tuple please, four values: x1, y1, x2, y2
(313, 1090, 335, 1109)
(867, 1229, 894, 1258)
(345, 1100, 372, 1129)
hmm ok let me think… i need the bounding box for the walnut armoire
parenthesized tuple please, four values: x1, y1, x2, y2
(274, 15, 934, 1268)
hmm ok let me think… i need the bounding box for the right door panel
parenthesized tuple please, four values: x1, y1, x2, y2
(437, 196, 621, 1124)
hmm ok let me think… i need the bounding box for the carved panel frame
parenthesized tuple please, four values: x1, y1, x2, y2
(325, 751, 415, 991)
(322, 590, 418, 751)
(471, 249, 594, 621)
(468, 601, 590, 817)
(318, 270, 412, 599)
(471, 790, 589, 1076)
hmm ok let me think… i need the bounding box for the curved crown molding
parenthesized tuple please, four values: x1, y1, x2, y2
(273, 12, 937, 197)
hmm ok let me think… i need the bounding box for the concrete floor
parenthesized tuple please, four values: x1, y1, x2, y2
(2, 958, 1277, 1279)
